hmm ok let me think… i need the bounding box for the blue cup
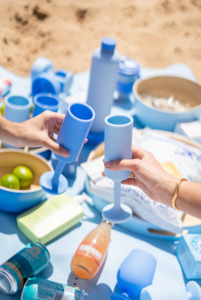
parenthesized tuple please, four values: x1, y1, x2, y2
(112, 249, 157, 298)
(54, 103, 95, 163)
(4, 95, 32, 122)
(55, 69, 74, 94)
(32, 93, 59, 117)
(31, 57, 54, 80)
(40, 103, 95, 194)
(104, 115, 133, 181)
(32, 72, 61, 96)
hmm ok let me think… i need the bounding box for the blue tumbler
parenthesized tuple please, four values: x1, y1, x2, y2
(40, 102, 95, 194)
(111, 249, 157, 299)
(102, 114, 133, 223)
(32, 93, 59, 117)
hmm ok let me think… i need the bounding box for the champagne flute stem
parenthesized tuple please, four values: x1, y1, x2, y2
(114, 180, 121, 209)
(52, 161, 65, 187)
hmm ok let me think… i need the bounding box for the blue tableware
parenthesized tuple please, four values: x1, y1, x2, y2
(116, 57, 140, 95)
(133, 76, 201, 131)
(55, 69, 74, 94)
(32, 93, 59, 117)
(0, 149, 52, 213)
(4, 95, 32, 123)
(40, 103, 95, 195)
(102, 114, 133, 223)
(111, 249, 157, 299)
(31, 57, 54, 80)
(32, 72, 61, 97)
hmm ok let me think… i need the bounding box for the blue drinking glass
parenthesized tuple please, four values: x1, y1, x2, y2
(40, 102, 95, 194)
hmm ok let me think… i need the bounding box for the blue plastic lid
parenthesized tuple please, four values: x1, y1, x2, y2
(119, 58, 140, 76)
(101, 37, 116, 53)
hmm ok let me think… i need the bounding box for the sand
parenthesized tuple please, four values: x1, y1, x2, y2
(0, 0, 201, 83)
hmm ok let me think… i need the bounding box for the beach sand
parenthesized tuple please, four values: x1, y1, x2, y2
(0, 0, 201, 82)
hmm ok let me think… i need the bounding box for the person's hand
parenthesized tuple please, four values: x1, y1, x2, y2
(13, 111, 70, 157)
(104, 146, 178, 207)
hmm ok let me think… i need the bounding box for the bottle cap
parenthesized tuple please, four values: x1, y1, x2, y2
(101, 37, 116, 53)
(119, 58, 140, 77)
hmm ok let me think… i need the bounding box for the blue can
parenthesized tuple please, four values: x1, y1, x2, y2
(0, 243, 50, 295)
(21, 277, 87, 300)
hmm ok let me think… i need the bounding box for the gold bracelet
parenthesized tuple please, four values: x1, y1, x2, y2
(172, 178, 187, 210)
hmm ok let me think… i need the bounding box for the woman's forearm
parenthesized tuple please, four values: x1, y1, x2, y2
(175, 181, 201, 219)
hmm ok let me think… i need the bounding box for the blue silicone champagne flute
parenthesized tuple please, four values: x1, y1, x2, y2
(103, 114, 133, 223)
(40, 103, 95, 194)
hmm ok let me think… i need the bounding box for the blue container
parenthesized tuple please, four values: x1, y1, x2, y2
(116, 57, 140, 95)
(86, 37, 121, 134)
(104, 115, 133, 181)
(32, 93, 59, 117)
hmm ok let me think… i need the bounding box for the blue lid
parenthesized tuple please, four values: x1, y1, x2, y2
(119, 58, 140, 76)
(101, 37, 116, 52)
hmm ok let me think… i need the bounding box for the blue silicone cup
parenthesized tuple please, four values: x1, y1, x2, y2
(32, 93, 59, 117)
(54, 103, 95, 163)
(117, 249, 157, 297)
(104, 115, 133, 181)
(32, 72, 61, 96)
(40, 103, 95, 195)
(4, 95, 32, 123)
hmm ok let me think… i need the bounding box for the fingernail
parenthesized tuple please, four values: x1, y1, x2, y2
(62, 149, 69, 157)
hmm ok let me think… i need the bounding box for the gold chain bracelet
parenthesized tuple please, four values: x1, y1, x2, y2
(172, 178, 187, 210)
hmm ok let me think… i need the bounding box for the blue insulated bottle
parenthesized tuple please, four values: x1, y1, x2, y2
(86, 37, 121, 135)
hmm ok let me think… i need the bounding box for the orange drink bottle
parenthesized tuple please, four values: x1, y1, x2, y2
(70, 219, 112, 279)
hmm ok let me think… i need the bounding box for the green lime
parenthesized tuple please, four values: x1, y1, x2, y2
(1, 173, 20, 190)
(12, 165, 33, 189)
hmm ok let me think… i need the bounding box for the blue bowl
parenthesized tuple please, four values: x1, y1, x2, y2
(0, 149, 52, 213)
(133, 76, 201, 131)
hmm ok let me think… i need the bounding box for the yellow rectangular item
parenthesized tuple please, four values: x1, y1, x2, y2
(17, 194, 83, 244)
